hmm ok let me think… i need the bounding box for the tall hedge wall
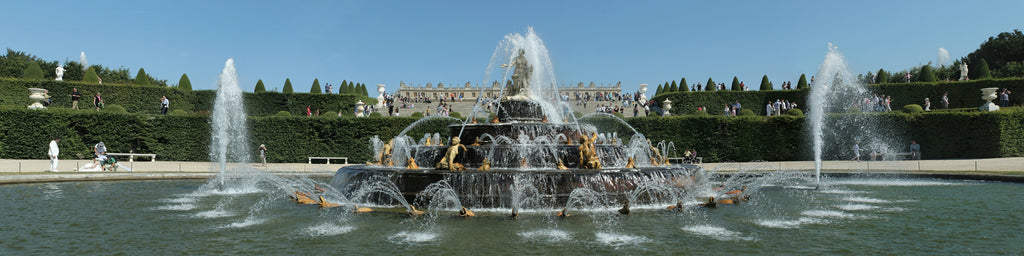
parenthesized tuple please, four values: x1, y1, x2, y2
(652, 78, 1024, 115)
(2, 107, 1020, 163)
(0, 78, 374, 116)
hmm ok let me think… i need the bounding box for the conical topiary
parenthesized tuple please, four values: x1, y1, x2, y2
(254, 79, 266, 92)
(283, 78, 294, 93)
(796, 74, 809, 89)
(760, 75, 772, 90)
(178, 73, 192, 91)
(22, 62, 44, 80)
(310, 78, 322, 94)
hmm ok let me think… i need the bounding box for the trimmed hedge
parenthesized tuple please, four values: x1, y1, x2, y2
(2, 107, 1020, 163)
(652, 78, 1024, 116)
(0, 77, 375, 116)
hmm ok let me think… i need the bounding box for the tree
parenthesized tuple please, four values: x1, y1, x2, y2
(705, 78, 716, 91)
(974, 58, 993, 79)
(84, 67, 99, 83)
(21, 62, 44, 80)
(360, 83, 369, 96)
(134, 68, 151, 85)
(679, 77, 689, 92)
(759, 75, 772, 90)
(965, 29, 1024, 78)
(876, 69, 889, 84)
(655, 84, 663, 95)
(254, 79, 266, 92)
(283, 78, 294, 93)
(338, 80, 348, 94)
(669, 80, 678, 92)
(178, 73, 192, 91)
(796, 74, 809, 89)
(731, 76, 741, 91)
(310, 78, 322, 94)
(919, 65, 937, 82)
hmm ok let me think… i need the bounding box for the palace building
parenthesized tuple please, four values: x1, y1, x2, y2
(396, 81, 624, 100)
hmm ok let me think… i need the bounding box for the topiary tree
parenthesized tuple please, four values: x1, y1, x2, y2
(178, 73, 192, 91)
(731, 76, 741, 91)
(902, 104, 924, 113)
(759, 75, 772, 90)
(83, 67, 99, 83)
(134, 68, 151, 86)
(104, 104, 127, 113)
(919, 65, 937, 82)
(876, 69, 889, 84)
(310, 78, 322, 94)
(410, 112, 424, 118)
(796, 74, 809, 89)
(786, 108, 803, 116)
(974, 58, 992, 79)
(655, 84, 663, 95)
(283, 78, 294, 93)
(705, 78, 716, 91)
(275, 111, 291, 117)
(21, 62, 44, 80)
(669, 81, 678, 92)
(739, 109, 754, 116)
(679, 77, 689, 92)
(254, 79, 266, 92)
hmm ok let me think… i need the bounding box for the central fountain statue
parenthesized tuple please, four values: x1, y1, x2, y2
(332, 30, 698, 210)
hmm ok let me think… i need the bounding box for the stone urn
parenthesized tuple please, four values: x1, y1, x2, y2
(355, 100, 366, 117)
(28, 88, 47, 110)
(979, 87, 1000, 112)
(662, 99, 672, 116)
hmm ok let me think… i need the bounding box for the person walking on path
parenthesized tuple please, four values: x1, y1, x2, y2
(48, 137, 60, 172)
(851, 142, 861, 162)
(70, 88, 81, 110)
(258, 144, 268, 166)
(941, 92, 950, 109)
(94, 92, 104, 111)
(160, 96, 169, 115)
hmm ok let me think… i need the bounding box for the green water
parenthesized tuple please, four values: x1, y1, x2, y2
(1, 177, 1021, 255)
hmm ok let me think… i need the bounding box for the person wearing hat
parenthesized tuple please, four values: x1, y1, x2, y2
(48, 137, 61, 172)
(258, 144, 268, 167)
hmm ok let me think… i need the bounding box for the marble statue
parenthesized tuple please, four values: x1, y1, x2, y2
(504, 49, 532, 100)
(959, 62, 969, 81)
(55, 66, 65, 81)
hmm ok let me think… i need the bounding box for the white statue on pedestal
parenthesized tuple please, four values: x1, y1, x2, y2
(639, 84, 648, 102)
(959, 62, 969, 81)
(55, 66, 65, 81)
(375, 84, 387, 110)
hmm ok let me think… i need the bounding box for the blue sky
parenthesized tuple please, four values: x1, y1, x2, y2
(2, 0, 1021, 94)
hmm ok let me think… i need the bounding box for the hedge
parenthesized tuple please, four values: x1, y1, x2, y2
(0, 77, 375, 116)
(1, 107, 1020, 163)
(652, 78, 1024, 116)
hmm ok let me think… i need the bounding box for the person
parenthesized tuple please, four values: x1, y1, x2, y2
(258, 144, 268, 166)
(306, 105, 312, 116)
(48, 137, 60, 172)
(70, 88, 81, 110)
(850, 142, 861, 162)
(904, 72, 912, 83)
(924, 98, 931, 111)
(160, 95, 169, 115)
(910, 140, 921, 160)
(941, 92, 950, 109)
(766, 102, 773, 116)
(94, 92, 104, 111)
(999, 88, 1011, 107)
(93, 142, 108, 168)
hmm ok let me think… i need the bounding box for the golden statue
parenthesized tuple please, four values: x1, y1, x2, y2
(648, 139, 664, 164)
(490, 116, 501, 123)
(379, 139, 394, 166)
(353, 205, 374, 213)
(318, 196, 340, 208)
(650, 156, 661, 166)
(470, 137, 481, 146)
(435, 137, 467, 171)
(556, 159, 569, 170)
(406, 157, 419, 170)
(520, 158, 530, 168)
(578, 132, 601, 169)
(290, 191, 317, 205)
(458, 207, 476, 218)
(541, 115, 548, 123)
(625, 157, 636, 168)
(423, 137, 433, 146)
(478, 158, 491, 171)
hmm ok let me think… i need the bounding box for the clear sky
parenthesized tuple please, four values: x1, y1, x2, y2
(2, 0, 1021, 94)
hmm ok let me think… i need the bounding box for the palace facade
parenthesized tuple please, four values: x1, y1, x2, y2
(396, 81, 624, 100)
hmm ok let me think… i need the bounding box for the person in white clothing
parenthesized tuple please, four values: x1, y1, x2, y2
(48, 137, 60, 172)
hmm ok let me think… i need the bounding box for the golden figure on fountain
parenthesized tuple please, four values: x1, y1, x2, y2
(578, 132, 601, 169)
(436, 137, 468, 171)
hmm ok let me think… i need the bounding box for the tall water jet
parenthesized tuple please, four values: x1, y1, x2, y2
(486, 27, 564, 123)
(210, 58, 250, 185)
(808, 43, 902, 186)
(79, 52, 88, 70)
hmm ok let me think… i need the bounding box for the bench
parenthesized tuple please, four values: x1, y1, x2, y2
(308, 157, 348, 164)
(105, 153, 156, 162)
(667, 157, 702, 164)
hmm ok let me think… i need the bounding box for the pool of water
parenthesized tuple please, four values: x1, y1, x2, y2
(1, 176, 1021, 255)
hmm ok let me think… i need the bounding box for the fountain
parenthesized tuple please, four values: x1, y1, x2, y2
(807, 43, 905, 186)
(332, 28, 699, 209)
(209, 58, 250, 187)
